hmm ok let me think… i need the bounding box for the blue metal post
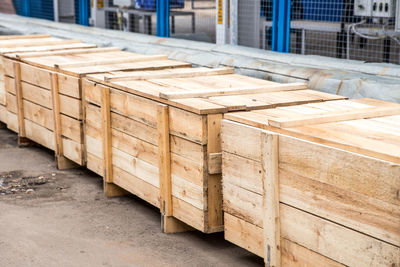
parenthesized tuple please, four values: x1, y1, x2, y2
(272, 0, 291, 52)
(157, 0, 170, 37)
(22, 0, 31, 17)
(78, 0, 90, 26)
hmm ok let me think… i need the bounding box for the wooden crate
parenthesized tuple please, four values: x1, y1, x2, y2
(83, 67, 346, 233)
(222, 98, 400, 266)
(0, 34, 94, 124)
(3, 47, 190, 169)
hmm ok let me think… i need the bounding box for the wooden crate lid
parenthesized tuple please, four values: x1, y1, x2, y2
(0, 42, 96, 55)
(86, 67, 346, 114)
(225, 98, 400, 163)
(15, 47, 187, 77)
(0, 36, 79, 49)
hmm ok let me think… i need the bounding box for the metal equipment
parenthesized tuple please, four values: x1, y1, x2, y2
(354, 0, 396, 17)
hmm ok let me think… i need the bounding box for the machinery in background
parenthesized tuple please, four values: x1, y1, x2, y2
(354, 0, 396, 17)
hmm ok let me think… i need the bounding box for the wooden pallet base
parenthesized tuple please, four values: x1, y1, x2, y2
(103, 182, 129, 197)
(161, 215, 194, 234)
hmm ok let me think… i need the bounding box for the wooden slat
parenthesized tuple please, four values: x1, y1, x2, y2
(104, 67, 235, 82)
(13, 62, 25, 137)
(158, 104, 172, 216)
(261, 131, 281, 267)
(55, 55, 168, 69)
(208, 152, 222, 174)
(0, 39, 81, 49)
(0, 34, 51, 40)
(101, 86, 113, 183)
(268, 105, 400, 128)
(51, 73, 63, 155)
(0, 43, 96, 55)
(225, 214, 345, 266)
(13, 46, 116, 59)
(159, 82, 308, 100)
(206, 114, 223, 231)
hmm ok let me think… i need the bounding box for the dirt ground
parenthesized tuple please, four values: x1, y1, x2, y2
(0, 126, 263, 267)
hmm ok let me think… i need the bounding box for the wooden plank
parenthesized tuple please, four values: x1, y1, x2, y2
(172, 196, 203, 232)
(51, 73, 63, 160)
(18, 63, 80, 98)
(157, 104, 193, 233)
(0, 43, 96, 55)
(100, 86, 113, 184)
(7, 111, 83, 165)
(268, 105, 400, 128)
(281, 239, 344, 267)
(84, 80, 208, 143)
(206, 114, 223, 231)
(222, 120, 263, 161)
(51, 73, 77, 169)
(0, 104, 6, 124)
(85, 135, 159, 188)
(55, 55, 168, 69)
(86, 119, 204, 188)
(278, 135, 400, 207)
(208, 152, 222, 174)
(159, 82, 308, 100)
(224, 213, 264, 257)
(223, 149, 400, 247)
(6, 77, 81, 119)
(222, 152, 263, 195)
(225, 214, 345, 266)
(13, 47, 117, 59)
(158, 104, 172, 217)
(261, 131, 281, 267)
(13, 62, 25, 138)
(0, 34, 51, 40)
(6, 95, 81, 142)
(104, 67, 235, 82)
(0, 39, 80, 48)
(225, 192, 400, 266)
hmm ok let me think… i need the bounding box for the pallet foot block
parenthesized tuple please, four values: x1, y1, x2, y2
(161, 215, 194, 234)
(17, 136, 34, 147)
(104, 182, 129, 197)
(56, 155, 78, 170)
(222, 98, 400, 266)
(83, 66, 346, 234)
(0, 34, 95, 125)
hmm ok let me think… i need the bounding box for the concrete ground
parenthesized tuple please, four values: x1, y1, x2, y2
(0, 126, 263, 267)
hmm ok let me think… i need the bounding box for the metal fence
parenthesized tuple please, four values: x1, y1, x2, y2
(4, 0, 400, 64)
(234, 0, 400, 64)
(97, 0, 216, 43)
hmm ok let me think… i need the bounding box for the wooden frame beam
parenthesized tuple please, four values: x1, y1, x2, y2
(157, 104, 192, 233)
(159, 82, 308, 100)
(0, 34, 51, 40)
(268, 106, 400, 128)
(51, 73, 76, 169)
(55, 55, 168, 69)
(104, 67, 235, 82)
(14, 47, 117, 59)
(261, 131, 281, 267)
(0, 39, 82, 49)
(13, 62, 31, 146)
